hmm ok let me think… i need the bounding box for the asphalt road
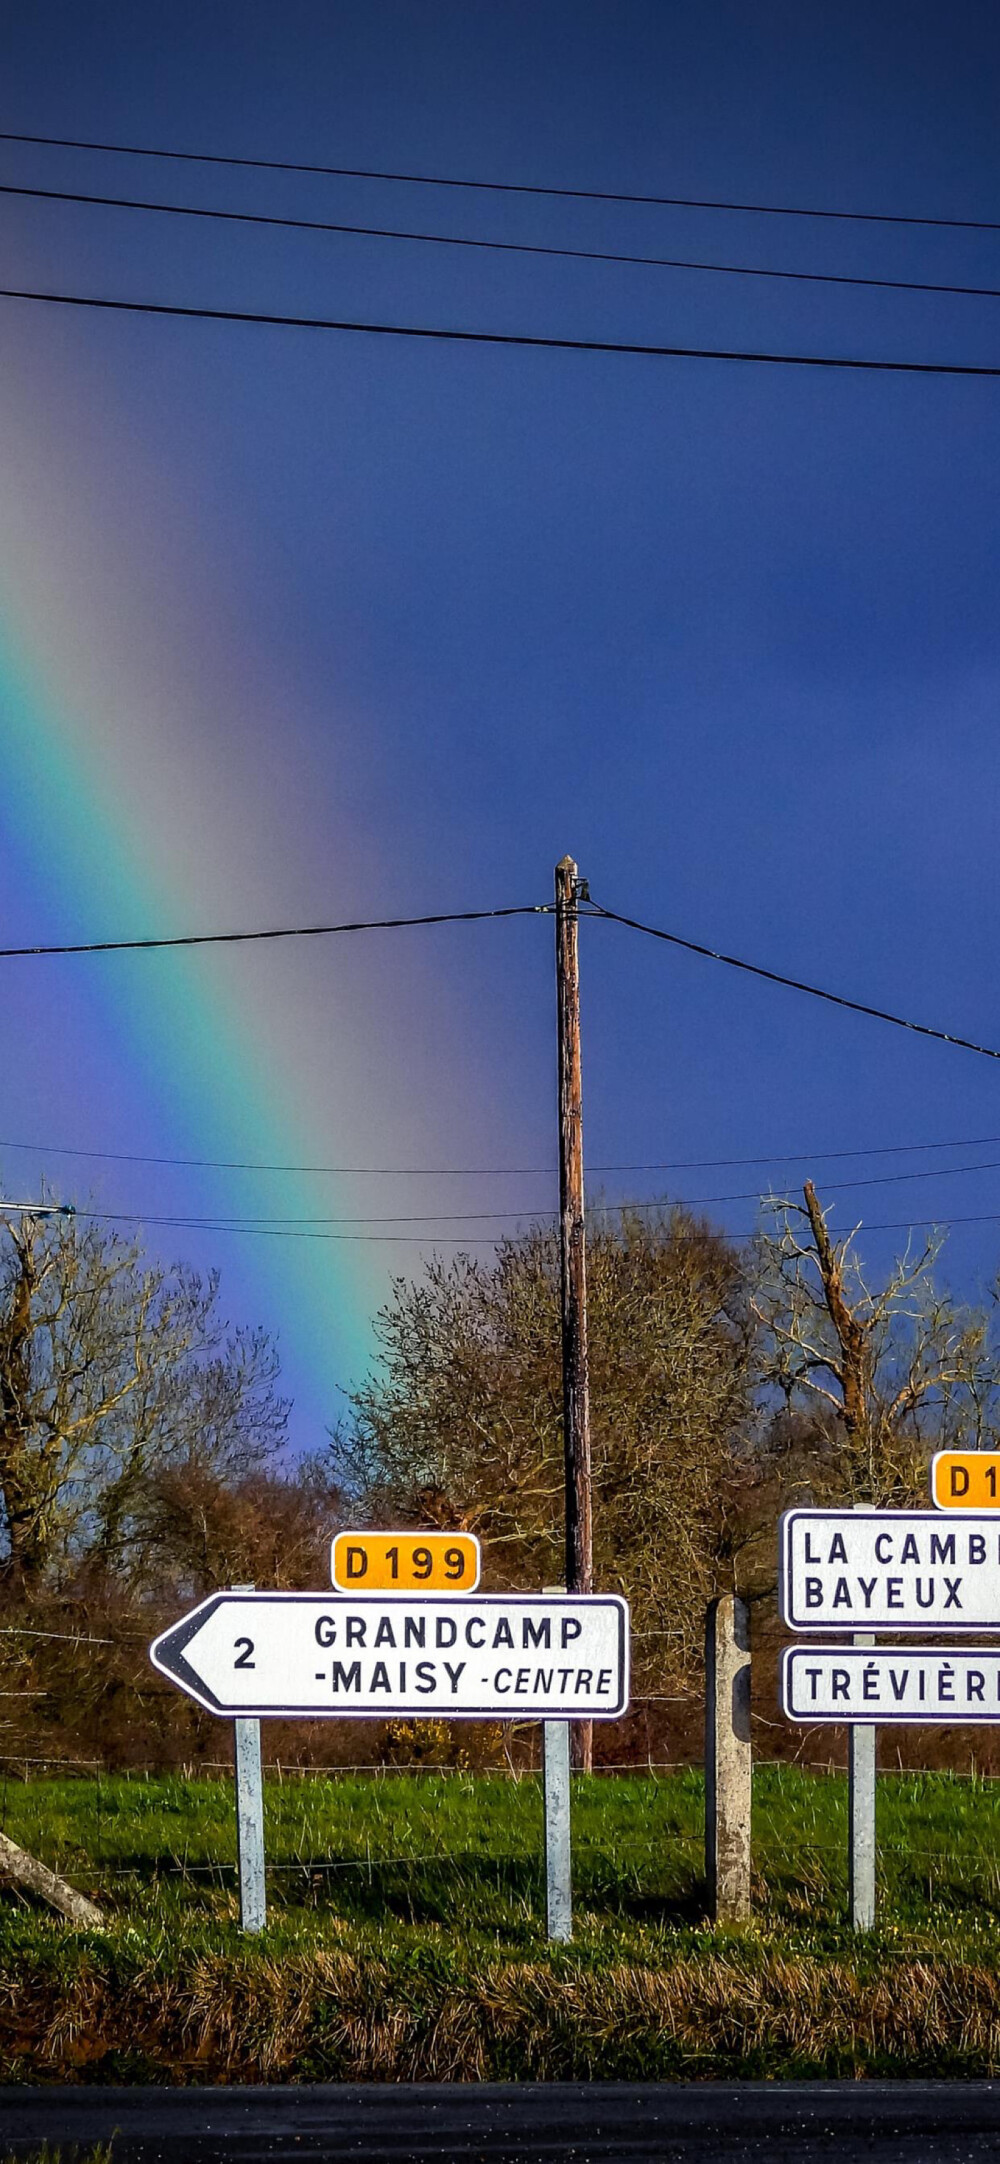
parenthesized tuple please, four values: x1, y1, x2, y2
(3, 2083, 1000, 2162)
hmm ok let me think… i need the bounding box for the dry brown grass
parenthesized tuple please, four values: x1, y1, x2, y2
(0, 2151, 114, 2163)
(3, 1946, 1000, 2083)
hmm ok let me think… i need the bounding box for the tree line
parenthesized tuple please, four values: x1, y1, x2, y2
(2, 1188, 999, 1769)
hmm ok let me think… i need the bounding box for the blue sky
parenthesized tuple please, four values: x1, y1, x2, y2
(1, 1, 1000, 1447)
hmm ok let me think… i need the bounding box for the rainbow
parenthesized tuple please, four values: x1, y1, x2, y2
(0, 307, 474, 1439)
(0, 619, 390, 1433)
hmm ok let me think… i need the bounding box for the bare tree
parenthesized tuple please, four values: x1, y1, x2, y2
(134, 1457, 340, 1602)
(0, 1206, 287, 1591)
(749, 1181, 1000, 1507)
(337, 1209, 755, 1686)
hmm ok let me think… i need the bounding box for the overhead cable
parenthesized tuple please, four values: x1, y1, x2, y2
(50, 1157, 1000, 1228)
(2, 1131, 1000, 1178)
(585, 903, 1000, 1060)
(0, 903, 547, 959)
(2, 129, 996, 234)
(6, 180, 1000, 304)
(5, 283, 1000, 377)
(21, 1208, 1000, 1246)
(4, 894, 1000, 1063)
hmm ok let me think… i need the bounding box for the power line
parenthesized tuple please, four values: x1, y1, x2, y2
(3, 1131, 1000, 1179)
(763, 1212, 1000, 1240)
(585, 903, 1000, 1061)
(221, 1210, 1000, 1243)
(7, 179, 1000, 305)
(2, 129, 997, 236)
(5, 283, 1000, 378)
(5, 893, 1000, 1066)
(600, 1156, 1000, 1209)
(53, 1157, 1000, 1230)
(3, 882, 995, 1077)
(80, 1218, 506, 1245)
(6, 281, 1000, 379)
(3, 1196, 999, 1245)
(0, 903, 548, 960)
(20, 1207, 1000, 1247)
(613, 1135, 1000, 1171)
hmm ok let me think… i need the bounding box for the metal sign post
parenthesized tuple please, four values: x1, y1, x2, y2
(543, 1718, 572, 1942)
(847, 1498, 876, 1935)
(230, 1585, 266, 1935)
(233, 1715, 266, 1934)
(541, 1585, 573, 1942)
(848, 1632, 875, 1933)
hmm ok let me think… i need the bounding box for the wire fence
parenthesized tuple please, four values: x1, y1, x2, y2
(4, 1747, 1000, 1927)
(6, 1744, 1000, 1779)
(6, 1618, 1000, 1927)
(0, 1627, 122, 1646)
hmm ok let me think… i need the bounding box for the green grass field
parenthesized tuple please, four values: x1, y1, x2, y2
(5, 1762, 1000, 1941)
(3, 1766, 1000, 2083)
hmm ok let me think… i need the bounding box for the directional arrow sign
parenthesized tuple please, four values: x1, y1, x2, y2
(783, 1645, 1000, 1723)
(779, 1509, 1000, 1631)
(150, 1592, 629, 1719)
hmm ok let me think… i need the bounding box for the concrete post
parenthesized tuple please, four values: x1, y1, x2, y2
(849, 1630, 876, 1932)
(231, 1584, 266, 1934)
(705, 1593, 751, 1922)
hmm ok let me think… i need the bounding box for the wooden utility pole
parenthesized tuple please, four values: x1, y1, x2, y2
(555, 856, 593, 1771)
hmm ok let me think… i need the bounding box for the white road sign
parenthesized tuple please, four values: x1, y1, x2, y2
(783, 1645, 1000, 1724)
(779, 1509, 1000, 1631)
(150, 1592, 629, 1719)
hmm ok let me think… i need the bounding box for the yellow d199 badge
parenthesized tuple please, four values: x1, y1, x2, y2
(330, 1530, 481, 1592)
(931, 1452, 1000, 1510)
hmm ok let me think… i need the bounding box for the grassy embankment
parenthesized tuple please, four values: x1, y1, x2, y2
(0, 2153, 112, 2163)
(2, 1765, 1000, 2082)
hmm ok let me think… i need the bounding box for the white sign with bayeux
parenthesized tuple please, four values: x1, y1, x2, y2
(780, 1509, 1000, 1631)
